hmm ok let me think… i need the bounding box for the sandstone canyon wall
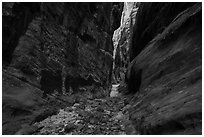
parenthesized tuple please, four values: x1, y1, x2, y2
(3, 2, 123, 96)
(2, 2, 202, 135)
(2, 2, 123, 134)
(112, 2, 138, 83)
(123, 2, 202, 135)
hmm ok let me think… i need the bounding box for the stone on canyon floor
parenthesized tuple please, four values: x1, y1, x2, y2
(110, 84, 121, 97)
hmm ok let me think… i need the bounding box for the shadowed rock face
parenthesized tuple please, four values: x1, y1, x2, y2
(3, 2, 123, 95)
(126, 2, 202, 135)
(2, 71, 44, 134)
(2, 2, 202, 135)
(2, 2, 123, 134)
(129, 2, 196, 61)
(2, 2, 41, 65)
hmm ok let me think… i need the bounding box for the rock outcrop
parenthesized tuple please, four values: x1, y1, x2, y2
(125, 2, 202, 135)
(112, 2, 138, 83)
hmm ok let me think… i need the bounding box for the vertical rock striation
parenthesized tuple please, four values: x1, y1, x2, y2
(2, 3, 123, 134)
(3, 2, 123, 96)
(112, 2, 139, 83)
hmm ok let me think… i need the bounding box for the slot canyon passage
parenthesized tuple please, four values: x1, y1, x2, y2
(2, 2, 202, 135)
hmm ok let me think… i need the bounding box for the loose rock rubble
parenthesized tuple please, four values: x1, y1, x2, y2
(33, 95, 136, 135)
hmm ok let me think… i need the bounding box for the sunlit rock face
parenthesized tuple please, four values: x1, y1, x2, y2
(3, 2, 123, 95)
(112, 2, 139, 83)
(126, 3, 202, 134)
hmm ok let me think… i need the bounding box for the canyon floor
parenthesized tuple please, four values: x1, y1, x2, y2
(3, 71, 135, 135)
(15, 85, 136, 135)
(33, 95, 133, 135)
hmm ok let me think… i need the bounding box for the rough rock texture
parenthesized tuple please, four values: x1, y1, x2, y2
(2, 2, 124, 134)
(112, 2, 138, 83)
(3, 2, 123, 96)
(126, 3, 202, 134)
(3, 2, 202, 135)
(3, 69, 90, 134)
(33, 97, 130, 135)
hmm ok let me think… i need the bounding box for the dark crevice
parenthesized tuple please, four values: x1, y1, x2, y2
(2, 3, 40, 65)
(65, 75, 100, 93)
(126, 68, 142, 94)
(78, 33, 96, 43)
(40, 70, 62, 97)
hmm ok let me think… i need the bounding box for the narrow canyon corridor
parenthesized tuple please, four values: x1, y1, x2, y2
(2, 2, 202, 135)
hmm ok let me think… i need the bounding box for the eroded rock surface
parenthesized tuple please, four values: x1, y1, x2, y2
(3, 2, 123, 96)
(126, 2, 202, 135)
(2, 2, 124, 134)
(112, 2, 138, 82)
(2, 2, 202, 135)
(2, 70, 57, 134)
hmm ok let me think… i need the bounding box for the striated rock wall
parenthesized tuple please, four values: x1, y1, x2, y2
(3, 2, 123, 96)
(112, 2, 138, 83)
(2, 3, 123, 134)
(126, 3, 202, 134)
(129, 2, 197, 61)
